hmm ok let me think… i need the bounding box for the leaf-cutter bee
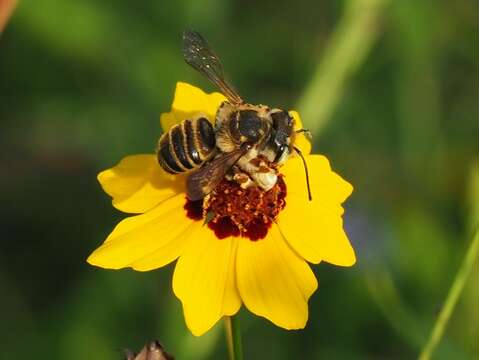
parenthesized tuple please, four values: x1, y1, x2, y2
(157, 30, 312, 201)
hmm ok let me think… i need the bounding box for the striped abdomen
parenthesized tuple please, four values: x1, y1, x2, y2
(157, 117, 216, 174)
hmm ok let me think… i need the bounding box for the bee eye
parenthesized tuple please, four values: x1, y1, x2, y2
(274, 145, 289, 165)
(287, 115, 294, 126)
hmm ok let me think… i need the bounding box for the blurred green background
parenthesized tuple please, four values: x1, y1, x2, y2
(1, 0, 479, 359)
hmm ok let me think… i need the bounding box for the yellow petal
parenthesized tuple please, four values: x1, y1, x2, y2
(289, 110, 312, 155)
(160, 82, 226, 131)
(159, 112, 180, 134)
(236, 225, 318, 330)
(98, 154, 185, 214)
(173, 229, 241, 336)
(278, 154, 355, 266)
(87, 194, 194, 271)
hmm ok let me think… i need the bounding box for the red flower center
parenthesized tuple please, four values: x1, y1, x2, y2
(184, 176, 287, 241)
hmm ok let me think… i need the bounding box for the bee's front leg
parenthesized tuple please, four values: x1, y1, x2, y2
(236, 155, 277, 191)
(249, 162, 277, 191)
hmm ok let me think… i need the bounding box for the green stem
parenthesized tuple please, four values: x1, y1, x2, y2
(224, 315, 243, 360)
(297, 0, 389, 135)
(418, 226, 479, 360)
(365, 270, 424, 348)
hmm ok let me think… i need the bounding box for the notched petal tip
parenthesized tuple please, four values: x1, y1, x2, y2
(279, 154, 356, 267)
(329, 167, 354, 202)
(87, 195, 193, 271)
(342, 254, 357, 267)
(323, 234, 356, 267)
(172, 229, 241, 337)
(236, 227, 317, 330)
(283, 154, 353, 204)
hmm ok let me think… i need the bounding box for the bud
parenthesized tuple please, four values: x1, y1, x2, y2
(124, 341, 174, 360)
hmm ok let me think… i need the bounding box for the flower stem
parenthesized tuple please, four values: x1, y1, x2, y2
(224, 315, 243, 360)
(297, 0, 389, 136)
(418, 225, 479, 360)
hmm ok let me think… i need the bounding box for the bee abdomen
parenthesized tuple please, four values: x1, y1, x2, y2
(157, 131, 183, 174)
(157, 117, 216, 174)
(196, 117, 216, 156)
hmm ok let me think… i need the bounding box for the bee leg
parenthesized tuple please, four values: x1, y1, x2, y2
(233, 171, 255, 189)
(236, 152, 278, 191)
(250, 168, 277, 192)
(240, 158, 278, 192)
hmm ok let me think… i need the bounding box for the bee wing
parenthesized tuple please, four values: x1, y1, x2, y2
(182, 30, 244, 105)
(186, 147, 248, 200)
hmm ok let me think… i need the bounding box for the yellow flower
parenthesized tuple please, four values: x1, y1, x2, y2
(87, 82, 356, 336)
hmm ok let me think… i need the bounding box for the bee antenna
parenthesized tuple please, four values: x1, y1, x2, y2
(295, 128, 312, 141)
(293, 146, 312, 201)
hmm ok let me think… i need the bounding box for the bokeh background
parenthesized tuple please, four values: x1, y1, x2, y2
(1, 0, 479, 359)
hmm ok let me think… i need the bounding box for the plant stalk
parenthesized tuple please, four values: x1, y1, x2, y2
(224, 315, 243, 360)
(297, 0, 389, 136)
(418, 226, 479, 360)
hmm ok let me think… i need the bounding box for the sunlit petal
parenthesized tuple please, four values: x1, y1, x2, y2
(236, 225, 318, 329)
(173, 229, 241, 336)
(87, 194, 194, 270)
(160, 82, 226, 131)
(98, 154, 185, 214)
(279, 155, 355, 266)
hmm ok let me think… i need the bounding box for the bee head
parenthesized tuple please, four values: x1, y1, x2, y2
(269, 109, 295, 165)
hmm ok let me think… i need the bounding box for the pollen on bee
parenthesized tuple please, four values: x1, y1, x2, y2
(184, 176, 287, 241)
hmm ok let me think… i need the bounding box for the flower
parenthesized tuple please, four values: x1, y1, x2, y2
(87, 82, 356, 336)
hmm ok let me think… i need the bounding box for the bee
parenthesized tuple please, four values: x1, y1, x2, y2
(157, 116, 216, 174)
(156, 30, 312, 201)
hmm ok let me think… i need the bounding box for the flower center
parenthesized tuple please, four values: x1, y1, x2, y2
(184, 176, 287, 241)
